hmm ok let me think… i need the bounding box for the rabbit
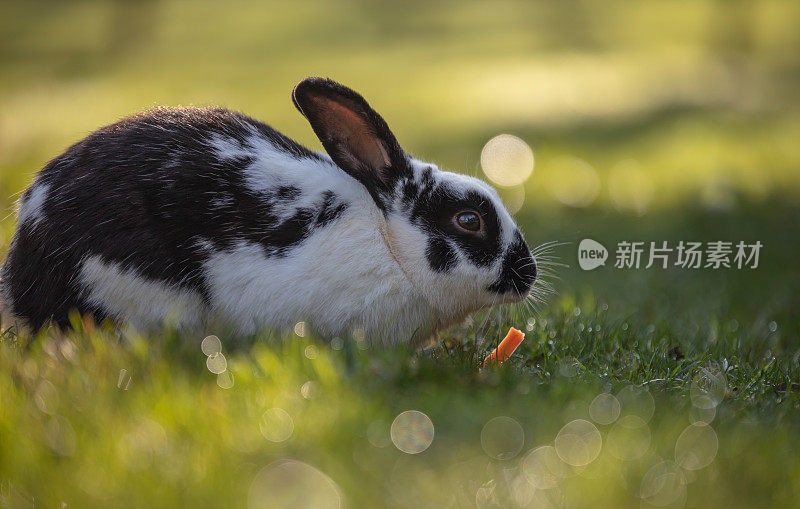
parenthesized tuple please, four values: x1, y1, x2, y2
(0, 77, 537, 345)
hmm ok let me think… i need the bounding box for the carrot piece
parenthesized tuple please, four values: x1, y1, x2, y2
(483, 327, 525, 367)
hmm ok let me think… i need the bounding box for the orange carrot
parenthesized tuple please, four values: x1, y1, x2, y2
(483, 327, 525, 367)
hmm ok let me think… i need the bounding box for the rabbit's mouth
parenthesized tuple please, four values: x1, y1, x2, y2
(487, 233, 537, 298)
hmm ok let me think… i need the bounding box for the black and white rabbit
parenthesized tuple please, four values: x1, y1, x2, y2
(0, 78, 536, 345)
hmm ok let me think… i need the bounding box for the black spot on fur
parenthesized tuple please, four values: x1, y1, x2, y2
(0, 107, 349, 329)
(409, 182, 502, 269)
(487, 231, 536, 295)
(419, 166, 436, 190)
(316, 191, 349, 226)
(426, 237, 458, 272)
(276, 185, 301, 200)
(401, 180, 418, 204)
(257, 207, 317, 256)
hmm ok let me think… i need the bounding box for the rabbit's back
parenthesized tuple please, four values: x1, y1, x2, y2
(0, 107, 363, 331)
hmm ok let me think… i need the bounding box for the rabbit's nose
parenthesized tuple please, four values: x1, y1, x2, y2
(507, 240, 537, 293)
(486, 231, 536, 296)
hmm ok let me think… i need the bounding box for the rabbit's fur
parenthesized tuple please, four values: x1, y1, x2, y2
(0, 78, 536, 345)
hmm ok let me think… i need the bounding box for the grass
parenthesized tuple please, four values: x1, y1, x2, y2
(2, 203, 799, 507)
(2, 0, 800, 507)
(2, 294, 799, 508)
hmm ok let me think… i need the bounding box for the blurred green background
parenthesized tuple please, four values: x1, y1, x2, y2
(3, 0, 799, 341)
(2, 0, 800, 507)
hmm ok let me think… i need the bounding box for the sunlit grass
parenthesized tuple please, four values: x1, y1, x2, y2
(1, 298, 798, 507)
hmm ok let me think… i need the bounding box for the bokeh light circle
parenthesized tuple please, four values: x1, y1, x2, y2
(304, 345, 319, 360)
(554, 419, 602, 466)
(366, 420, 390, 448)
(496, 185, 526, 215)
(608, 159, 654, 215)
(689, 402, 716, 424)
(480, 134, 534, 187)
(248, 459, 341, 509)
(675, 423, 718, 471)
(206, 352, 228, 374)
(259, 408, 294, 443)
(300, 380, 316, 400)
(607, 415, 651, 461)
(617, 385, 655, 422)
(512, 474, 562, 509)
(217, 371, 234, 389)
(521, 445, 571, 489)
(201, 335, 222, 356)
(640, 461, 687, 507)
(690, 365, 726, 409)
(480, 416, 525, 460)
(546, 156, 600, 207)
(558, 357, 580, 378)
(589, 392, 621, 425)
(390, 410, 434, 454)
(34, 380, 59, 414)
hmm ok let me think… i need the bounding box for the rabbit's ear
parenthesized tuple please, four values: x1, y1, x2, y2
(293, 78, 410, 198)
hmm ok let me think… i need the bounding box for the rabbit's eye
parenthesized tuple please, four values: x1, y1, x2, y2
(455, 211, 482, 232)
